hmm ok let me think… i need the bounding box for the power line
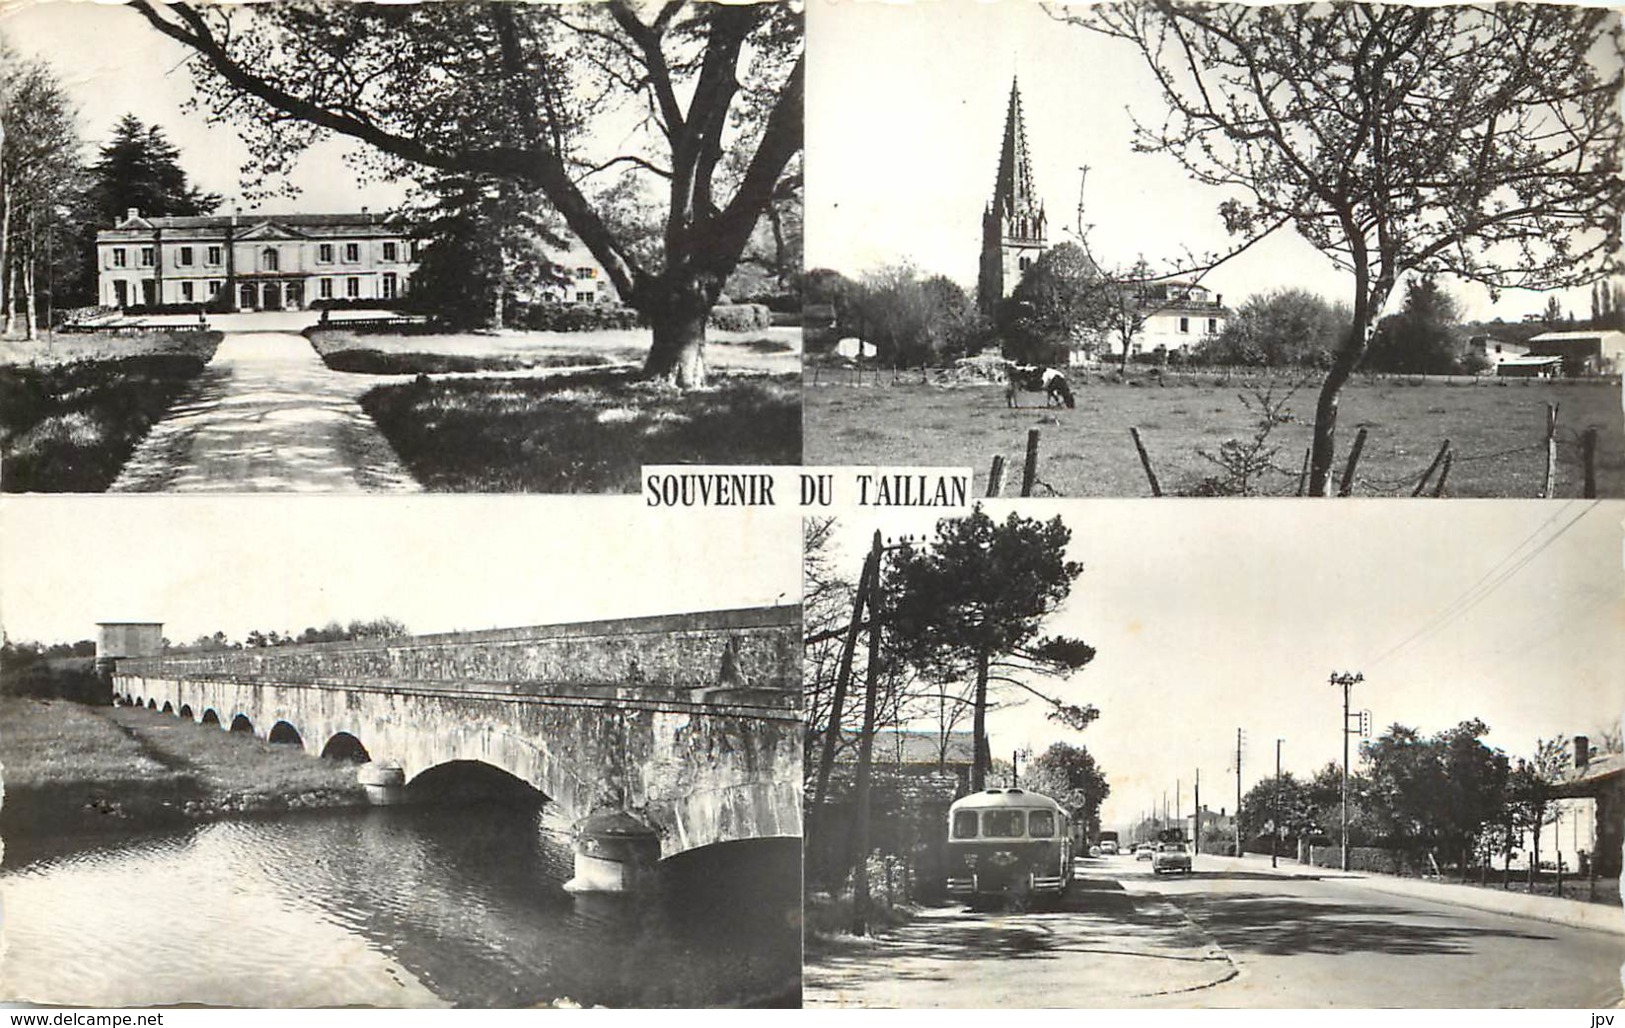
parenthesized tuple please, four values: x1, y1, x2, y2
(1368, 500, 1599, 670)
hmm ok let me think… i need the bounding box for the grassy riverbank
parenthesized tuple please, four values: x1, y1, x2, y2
(0, 330, 222, 492)
(361, 370, 802, 492)
(0, 697, 366, 840)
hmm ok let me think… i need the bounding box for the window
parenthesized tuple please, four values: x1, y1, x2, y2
(112, 248, 127, 268)
(575, 266, 595, 279)
(1019, 255, 1031, 271)
(1207, 318, 1218, 334)
(383, 242, 398, 262)
(261, 247, 279, 272)
(208, 281, 222, 297)
(180, 282, 194, 302)
(381, 273, 397, 300)
(207, 246, 222, 265)
(952, 811, 980, 840)
(318, 278, 333, 299)
(139, 246, 155, 267)
(178, 246, 194, 267)
(575, 291, 596, 303)
(1027, 810, 1056, 838)
(344, 242, 360, 263)
(982, 810, 1026, 839)
(318, 243, 333, 263)
(409, 240, 421, 260)
(346, 276, 360, 298)
(1179, 317, 1190, 334)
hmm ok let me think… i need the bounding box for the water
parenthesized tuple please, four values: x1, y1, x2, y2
(0, 804, 800, 1008)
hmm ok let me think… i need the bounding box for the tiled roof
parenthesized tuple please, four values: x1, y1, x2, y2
(1551, 751, 1625, 798)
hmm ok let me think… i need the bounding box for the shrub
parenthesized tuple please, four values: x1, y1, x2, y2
(506, 300, 644, 332)
(120, 302, 209, 317)
(311, 297, 400, 312)
(709, 303, 772, 332)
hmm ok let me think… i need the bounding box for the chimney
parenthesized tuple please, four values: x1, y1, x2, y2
(1575, 736, 1590, 769)
(125, 207, 139, 222)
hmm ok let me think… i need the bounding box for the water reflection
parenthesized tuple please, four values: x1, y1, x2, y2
(0, 804, 799, 1007)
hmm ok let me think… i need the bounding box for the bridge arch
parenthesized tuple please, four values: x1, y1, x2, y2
(178, 703, 194, 720)
(200, 709, 221, 728)
(229, 714, 254, 735)
(161, 701, 174, 715)
(321, 732, 370, 763)
(268, 721, 303, 747)
(407, 760, 547, 806)
(147, 699, 157, 711)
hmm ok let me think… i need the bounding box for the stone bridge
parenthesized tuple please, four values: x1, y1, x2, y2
(109, 606, 801, 891)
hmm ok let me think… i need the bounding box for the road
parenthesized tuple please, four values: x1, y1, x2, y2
(806, 854, 1625, 1008)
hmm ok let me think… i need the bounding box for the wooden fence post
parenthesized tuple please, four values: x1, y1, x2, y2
(1021, 429, 1041, 497)
(1542, 402, 1559, 498)
(1337, 427, 1369, 497)
(986, 455, 1006, 498)
(1129, 427, 1163, 497)
(1412, 440, 1451, 497)
(1296, 448, 1311, 497)
(1432, 451, 1453, 497)
(1582, 426, 1598, 499)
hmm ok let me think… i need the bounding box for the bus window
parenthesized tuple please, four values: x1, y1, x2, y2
(983, 810, 1026, 838)
(952, 810, 980, 839)
(1028, 810, 1056, 837)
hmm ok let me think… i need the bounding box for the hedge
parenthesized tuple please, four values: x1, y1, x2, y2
(709, 303, 771, 332)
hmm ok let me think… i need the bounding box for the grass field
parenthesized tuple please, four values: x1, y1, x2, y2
(0, 330, 222, 492)
(0, 696, 366, 841)
(805, 370, 1624, 498)
(362, 369, 803, 492)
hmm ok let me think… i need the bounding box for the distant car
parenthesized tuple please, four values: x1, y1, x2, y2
(1152, 843, 1192, 875)
(1136, 845, 1155, 861)
(1099, 840, 1119, 855)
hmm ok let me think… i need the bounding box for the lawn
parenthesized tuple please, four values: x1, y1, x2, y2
(0, 330, 222, 492)
(308, 325, 801, 375)
(804, 370, 1624, 498)
(361, 369, 803, 492)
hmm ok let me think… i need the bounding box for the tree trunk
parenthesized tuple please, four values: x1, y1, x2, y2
(642, 276, 714, 388)
(970, 649, 990, 791)
(23, 226, 37, 341)
(0, 175, 11, 332)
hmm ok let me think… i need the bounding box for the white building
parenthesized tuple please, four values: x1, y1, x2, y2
(96, 209, 419, 311)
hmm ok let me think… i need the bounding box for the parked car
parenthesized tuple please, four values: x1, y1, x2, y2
(1100, 839, 1119, 855)
(1136, 845, 1155, 862)
(1152, 842, 1192, 875)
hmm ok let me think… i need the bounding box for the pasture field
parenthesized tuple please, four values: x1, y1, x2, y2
(804, 371, 1623, 498)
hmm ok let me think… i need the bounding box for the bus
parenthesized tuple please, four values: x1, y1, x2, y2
(945, 788, 1073, 904)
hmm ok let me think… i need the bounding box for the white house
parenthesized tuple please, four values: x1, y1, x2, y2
(96, 209, 419, 311)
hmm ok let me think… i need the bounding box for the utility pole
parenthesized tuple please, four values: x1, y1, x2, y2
(1272, 738, 1283, 869)
(1330, 671, 1365, 873)
(1193, 769, 1201, 856)
(1235, 728, 1244, 858)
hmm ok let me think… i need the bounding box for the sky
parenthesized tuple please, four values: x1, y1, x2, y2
(0, 497, 800, 647)
(0, 1, 414, 214)
(815, 500, 1625, 831)
(806, 0, 1603, 323)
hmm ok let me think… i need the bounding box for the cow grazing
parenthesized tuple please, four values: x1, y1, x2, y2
(1005, 362, 1076, 409)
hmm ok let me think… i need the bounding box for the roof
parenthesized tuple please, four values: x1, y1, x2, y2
(949, 787, 1062, 811)
(835, 730, 976, 766)
(99, 211, 410, 242)
(1496, 355, 1564, 366)
(1551, 752, 1625, 798)
(1527, 330, 1625, 344)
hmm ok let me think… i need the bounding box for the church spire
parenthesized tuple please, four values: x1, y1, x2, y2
(978, 75, 1049, 315)
(992, 77, 1042, 229)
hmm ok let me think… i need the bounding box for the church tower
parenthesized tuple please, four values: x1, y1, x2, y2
(977, 77, 1049, 316)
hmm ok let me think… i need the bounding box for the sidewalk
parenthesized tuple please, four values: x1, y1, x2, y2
(1199, 851, 1625, 936)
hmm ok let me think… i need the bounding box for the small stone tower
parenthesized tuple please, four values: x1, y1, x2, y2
(978, 77, 1049, 316)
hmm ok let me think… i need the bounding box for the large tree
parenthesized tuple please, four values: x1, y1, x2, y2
(1000, 241, 1101, 364)
(1022, 741, 1110, 839)
(884, 506, 1099, 791)
(0, 49, 85, 336)
(132, 1, 803, 388)
(1069, 3, 1624, 494)
(1196, 288, 1351, 369)
(1363, 276, 1464, 375)
(86, 114, 221, 223)
(1363, 719, 1509, 875)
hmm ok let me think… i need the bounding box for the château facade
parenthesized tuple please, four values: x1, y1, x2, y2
(977, 77, 1049, 316)
(96, 209, 419, 311)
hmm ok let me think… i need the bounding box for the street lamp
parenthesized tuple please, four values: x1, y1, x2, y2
(1272, 738, 1283, 869)
(1330, 671, 1365, 872)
